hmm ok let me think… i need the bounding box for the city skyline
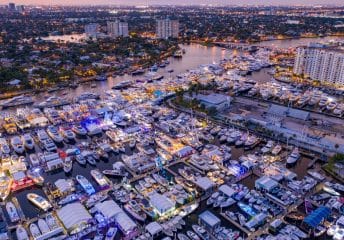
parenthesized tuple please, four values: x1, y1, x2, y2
(1, 0, 344, 6)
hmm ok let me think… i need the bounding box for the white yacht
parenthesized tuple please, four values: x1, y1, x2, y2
(10, 136, 25, 154)
(47, 126, 63, 143)
(22, 133, 35, 150)
(27, 193, 52, 211)
(72, 124, 87, 135)
(271, 144, 282, 155)
(286, 147, 300, 164)
(6, 201, 20, 222)
(38, 219, 50, 234)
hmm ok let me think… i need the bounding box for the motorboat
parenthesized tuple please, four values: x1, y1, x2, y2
(16, 225, 29, 240)
(27, 193, 52, 212)
(22, 133, 35, 150)
(0, 138, 10, 154)
(187, 230, 201, 240)
(72, 124, 87, 136)
(86, 155, 97, 165)
(76, 175, 95, 195)
(47, 126, 63, 143)
(220, 197, 236, 208)
(29, 223, 41, 238)
(6, 201, 20, 222)
(237, 202, 257, 217)
(286, 147, 300, 164)
(102, 169, 126, 177)
(91, 169, 110, 187)
(326, 101, 337, 111)
(105, 227, 118, 240)
(129, 139, 136, 148)
(63, 157, 73, 173)
(11, 136, 25, 154)
(38, 219, 50, 234)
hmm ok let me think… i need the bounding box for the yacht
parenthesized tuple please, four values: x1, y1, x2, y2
(0, 138, 10, 154)
(58, 193, 81, 205)
(75, 154, 86, 165)
(27, 193, 52, 211)
(0, 174, 12, 201)
(22, 133, 35, 150)
(61, 128, 76, 141)
(112, 81, 132, 89)
(174, 50, 183, 58)
(286, 147, 300, 164)
(105, 227, 118, 240)
(29, 153, 40, 167)
(124, 200, 147, 222)
(16, 225, 29, 240)
(192, 225, 209, 240)
(6, 201, 20, 222)
(11, 136, 25, 154)
(38, 219, 50, 234)
(47, 126, 63, 143)
(76, 175, 95, 195)
(29, 223, 41, 238)
(90, 169, 109, 187)
(187, 231, 201, 240)
(63, 157, 73, 173)
(178, 234, 191, 240)
(72, 124, 87, 136)
(326, 101, 337, 111)
(271, 144, 282, 155)
(76, 92, 100, 101)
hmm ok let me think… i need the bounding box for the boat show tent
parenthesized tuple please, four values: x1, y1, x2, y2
(195, 177, 215, 192)
(149, 193, 175, 216)
(255, 176, 278, 192)
(57, 202, 92, 232)
(95, 200, 137, 234)
(304, 206, 331, 228)
(145, 222, 163, 236)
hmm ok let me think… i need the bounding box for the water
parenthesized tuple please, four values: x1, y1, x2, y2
(254, 36, 344, 49)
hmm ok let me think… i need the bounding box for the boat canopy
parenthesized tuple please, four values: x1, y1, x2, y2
(145, 222, 163, 236)
(218, 184, 235, 197)
(304, 206, 331, 228)
(199, 210, 221, 228)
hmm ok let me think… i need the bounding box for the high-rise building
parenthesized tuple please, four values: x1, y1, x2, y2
(156, 19, 179, 39)
(85, 23, 100, 38)
(16, 5, 25, 13)
(8, 3, 15, 11)
(107, 21, 129, 38)
(293, 44, 344, 86)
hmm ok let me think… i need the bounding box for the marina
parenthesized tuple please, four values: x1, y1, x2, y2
(0, 39, 342, 240)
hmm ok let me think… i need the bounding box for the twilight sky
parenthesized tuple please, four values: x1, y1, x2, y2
(1, 0, 343, 6)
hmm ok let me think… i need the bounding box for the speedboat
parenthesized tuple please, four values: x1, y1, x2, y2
(105, 227, 118, 240)
(29, 223, 41, 238)
(72, 124, 87, 136)
(22, 133, 35, 150)
(16, 225, 29, 240)
(27, 193, 52, 212)
(286, 147, 300, 164)
(271, 144, 282, 155)
(6, 201, 20, 222)
(63, 157, 73, 173)
(86, 155, 97, 165)
(91, 169, 109, 187)
(76, 175, 95, 195)
(10, 136, 25, 154)
(47, 126, 63, 143)
(38, 219, 50, 234)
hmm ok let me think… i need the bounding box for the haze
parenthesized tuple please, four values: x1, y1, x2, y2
(1, 0, 343, 6)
